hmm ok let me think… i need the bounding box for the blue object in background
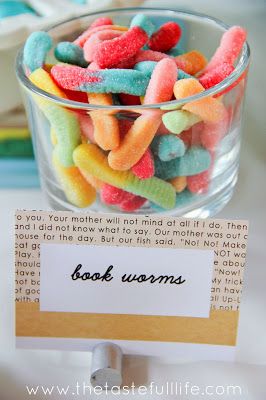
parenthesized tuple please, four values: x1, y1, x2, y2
(0, 1, 36, 19)
(0, 159, 39, 188)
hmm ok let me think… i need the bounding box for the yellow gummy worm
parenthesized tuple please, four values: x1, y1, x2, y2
(53, 153, 96, 208)
(73, 143, 176, 210)
(29, 68, 81, 166)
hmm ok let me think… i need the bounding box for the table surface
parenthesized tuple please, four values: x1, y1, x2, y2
(1, 1, 266, 399)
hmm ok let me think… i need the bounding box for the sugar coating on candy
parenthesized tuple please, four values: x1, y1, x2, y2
(93, 26, 148, 68)
(155, 146, 211, 180)
(183, 96, 227, 123)
(151, 189, 195, 212)
(130, 13, 156, 37)
(162, 110, 200, 135)
(79, 167, 104, 190)
(23, 31, 52, 72)
(174, 78, 204, 100)
(101, 184, 129, 205)
(74, 24, 127, 48)
(131, 149, 154, 179)
(54, 42, 88, 67)
(144, 59, 177, 104)
(108, 111, 162, 171)
(90, 17, 113, 29)
(101, 184, 146, 212)
(119, 195, 146, 212)
(29, 68, 80, 166)
(53, 153, 96, 208)
(199, 63, 235, 89)
(134, 61, 157, 78)
(134, 50, 189, 72)
(134, 49, 170, 63)
(88, 92, 119, 150)
(148, 22, 182, 52)
(25, 15, 246, 214)
(83, 30, 123, 62)
(169, 176, 187, 193)
(151, 135, 186, 161)
(90, 110, 120, 150)
(73, 144, 176, 209)
(134, 61, 192, 82)
(175, 51, 207, 75)
(187, 170, 210, 194)
(51, 65, 149, 96)
(30, 67, 67, 98)
(203, 26, 247, 74)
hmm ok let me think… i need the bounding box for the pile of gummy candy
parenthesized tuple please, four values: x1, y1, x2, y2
(22, 13, 247, 212)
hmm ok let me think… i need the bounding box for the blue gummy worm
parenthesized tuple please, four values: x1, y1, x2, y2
(155, 147, 211, 180)
(130, 13, 156, 37)
(23, 31, 52, 72)
(134, 61, 192, 80)
(78, 69, 150, 96)
(54, 42, 88, 68)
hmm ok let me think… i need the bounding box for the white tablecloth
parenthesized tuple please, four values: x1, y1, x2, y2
(0, 1, 265, 398)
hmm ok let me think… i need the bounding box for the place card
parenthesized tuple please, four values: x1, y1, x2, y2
(15, 210, 249, 360)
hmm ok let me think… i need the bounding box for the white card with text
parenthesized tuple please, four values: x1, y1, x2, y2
(40, 243, 214, 318)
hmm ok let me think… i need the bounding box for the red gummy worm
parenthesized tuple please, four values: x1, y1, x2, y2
(119, 195, 146, 212)
(148, 21, 182, 52)
(93, 26, 148, 68)
(187, 170, 210, 194)
(100, 184, 145, 211)
(199, 63, 235, 89)
(51, 65, 101, 90)
(131, 149, 155, 179)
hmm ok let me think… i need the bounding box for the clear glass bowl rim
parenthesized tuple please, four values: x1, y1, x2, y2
(15, 6, 250, 110)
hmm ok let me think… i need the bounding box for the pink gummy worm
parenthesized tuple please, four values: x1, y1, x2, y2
(84, 29, 124, 62)
(74, 24, 122, 47)
(90, 17, 113, 29)
(134, 49, 189, 71)
(203, 26, 247, 74)
(144, 58, 177, 104)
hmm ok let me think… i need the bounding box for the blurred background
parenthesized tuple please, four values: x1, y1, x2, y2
(0, 0, 265, 399)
